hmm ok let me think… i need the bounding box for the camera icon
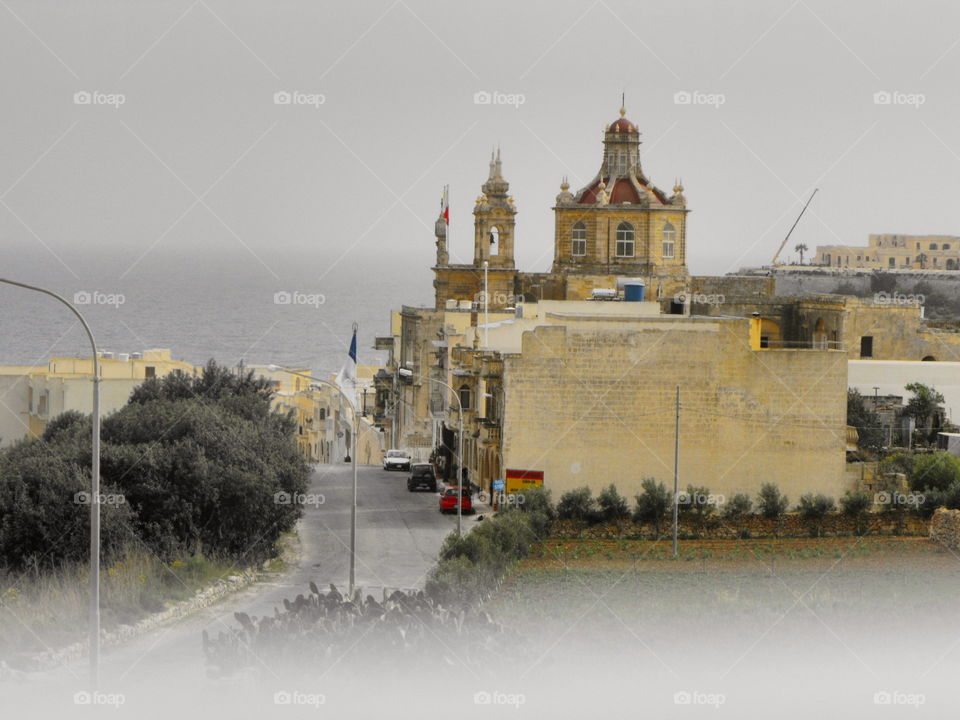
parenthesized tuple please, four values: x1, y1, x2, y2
(273, 91, 292, 105)
(473, 691, 492, 705)
(873, 91, 892, 105)
(73, 291, 92, 305)
(74, 491, 91, 505)
(676, 491, 691, 505)
(673, 690, 692, 705)
(73, 91, 92, 105)
(874, 691, 892, 705)
(874, 491, 890, 505)
(273, 691, 292, 705)
(73, 691, 92, 705)
(673, 293, 688, 305)
(273, 291, 292, 305)
(274, 491, 292, 505)
(473, 90, 492, 105)
(673, 91, 692, 105)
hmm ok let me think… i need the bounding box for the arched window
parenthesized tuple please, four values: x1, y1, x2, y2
(662, 221, 676, 259)
(319, 407, 326, 420)
(931, 243, 938, 250)
(615, 222, 635, 258)
(944, 243, 951, 250)
(571, 222, 587, 257)
(458, 384, 471, 410)
(489, 226, 499, 256)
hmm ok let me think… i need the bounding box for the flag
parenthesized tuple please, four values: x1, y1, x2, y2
(441, 185, 449, 225)
(335, 324, 359, 410)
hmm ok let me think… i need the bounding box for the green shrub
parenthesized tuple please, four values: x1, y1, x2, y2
(722, 492, 753, 520)
(678, 485, 717, 534)
(757, 483, 789, 520)
(840, 490, 872, 535)
(909, 452, 960, 492)
(633, 478, 671, 535)
(596, 484, 629, 523)
(797, 493, 836, 537)
(557, 486, 598, 523)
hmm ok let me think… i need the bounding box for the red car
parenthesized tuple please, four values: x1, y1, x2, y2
(439, 486, 473, 514)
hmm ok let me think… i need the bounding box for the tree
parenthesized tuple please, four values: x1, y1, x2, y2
(797, 493, 835, 537)
(678, 485, 716, 535)
(917, 253, 928, 269)
(757, 483, 789, 520)
(633, 478, 671, 536)
(870, 271, 897, 295)
(847, 389, 884, 452)
(839, 490, 872, 535)
(794, 243, 808, 265)
(722, 492, 753, 520)
(904, 383, 946, 441)
(557, 487, 598, 524)
(596, 484, 629, 523)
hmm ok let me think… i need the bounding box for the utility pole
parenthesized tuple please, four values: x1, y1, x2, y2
(483, 260, 489, 347)
(672, 385, 680, 559)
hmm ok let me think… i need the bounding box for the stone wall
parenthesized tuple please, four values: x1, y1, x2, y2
(929, 507, 960, 550)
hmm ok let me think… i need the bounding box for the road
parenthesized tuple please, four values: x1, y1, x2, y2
(4, 463, 471, 715)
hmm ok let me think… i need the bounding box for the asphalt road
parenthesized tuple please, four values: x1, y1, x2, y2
(5, 463, 470, 714)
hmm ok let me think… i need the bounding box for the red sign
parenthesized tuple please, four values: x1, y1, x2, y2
(505, 469, 543, 494)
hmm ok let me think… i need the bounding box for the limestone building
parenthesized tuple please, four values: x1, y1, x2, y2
(814, 234, 960, 270)
(432, 106, 690, 311)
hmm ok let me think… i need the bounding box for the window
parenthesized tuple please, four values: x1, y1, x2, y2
(617, 152, 627, 175)
(571, 222, 587, 257)
(931, 243, 938, 250)
(888, 257, 896, 268)
(145, 366, 156, 378)
(458, 384, 471, 410)
(38, 391, 48, 416)
(662, 221, 676, 259)
(944, 244, 951, 250)
(860, 336, 873, 358)
(319, 407, 326, 420)
(489, 226, 499, 256)
(615, 222, 635, 258)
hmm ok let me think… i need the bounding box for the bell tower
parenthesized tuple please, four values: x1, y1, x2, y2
(473, 149, 516, 269)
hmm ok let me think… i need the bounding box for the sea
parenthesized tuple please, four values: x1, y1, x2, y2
(0, 248, 434, 377)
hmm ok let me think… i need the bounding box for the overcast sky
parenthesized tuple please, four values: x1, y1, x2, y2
(2, 0, 959, 285)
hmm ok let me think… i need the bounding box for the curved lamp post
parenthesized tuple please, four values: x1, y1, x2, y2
(0, 278, 100, 689)
(267, 365, 359, 595)
(397, 367, 464, 536)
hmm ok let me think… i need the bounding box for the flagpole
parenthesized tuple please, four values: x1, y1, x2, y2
(349, 322, 358, 596)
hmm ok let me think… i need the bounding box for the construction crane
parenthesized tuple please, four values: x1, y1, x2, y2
(771, 188, 818, 266)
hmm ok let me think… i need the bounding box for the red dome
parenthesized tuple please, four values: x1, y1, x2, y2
(608, 115, 638, 133)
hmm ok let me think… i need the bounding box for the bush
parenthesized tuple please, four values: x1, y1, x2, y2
(917, 482, 960, 518)
(797, 493, 836, 537)
(514, 487, 555, 538)
(722, 493, 753, 520)
(633, 478, 671, 535)
(840, 490, 872, 535)
(909, 452, 960, 493)
(557, 487, 598, 523)
(678, 485, 717, 533)
(757, 483, 789, 520)
(596, 484, 629, 523)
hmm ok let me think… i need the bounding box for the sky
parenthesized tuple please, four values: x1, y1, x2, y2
(1, 0, 959, 352)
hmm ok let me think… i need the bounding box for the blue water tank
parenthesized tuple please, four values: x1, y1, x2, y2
(623, 282, 645, 302)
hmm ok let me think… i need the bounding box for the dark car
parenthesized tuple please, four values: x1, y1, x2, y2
(439, 486, 473, 514)
(407, 463, 437, 492)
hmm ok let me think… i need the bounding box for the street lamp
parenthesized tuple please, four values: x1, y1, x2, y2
(0, 278, 100, 689)
(267, 365, 359, 595)
(398, 367, 464, 536)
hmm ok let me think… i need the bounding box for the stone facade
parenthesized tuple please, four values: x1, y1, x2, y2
(815, 234, 960, 270)
(500, 316, 849, 501)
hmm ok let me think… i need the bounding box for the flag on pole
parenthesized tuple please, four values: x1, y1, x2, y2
(441, 185, 449, 225)
(335, 324, 359, 410)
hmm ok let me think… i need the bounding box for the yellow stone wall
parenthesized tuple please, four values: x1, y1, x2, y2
(501, 317, 849, 503)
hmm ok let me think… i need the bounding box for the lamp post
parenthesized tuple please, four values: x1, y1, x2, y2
(398, 367, 464, 536)
(0, 278, 100, 689)
(268, 365, 359, 595)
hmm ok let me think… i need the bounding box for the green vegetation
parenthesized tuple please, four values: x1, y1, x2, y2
(596, 483, 629, 523)
(757, 482, 789, 520)
(847, 389, 883, 452)
(797, 493, 836, 537)
(633, 478, 671, 535)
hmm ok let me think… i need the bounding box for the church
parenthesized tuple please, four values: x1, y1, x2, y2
(432, 105, 691, 310)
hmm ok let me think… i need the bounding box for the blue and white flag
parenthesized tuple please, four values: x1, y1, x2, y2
(335, 324, 359, 409)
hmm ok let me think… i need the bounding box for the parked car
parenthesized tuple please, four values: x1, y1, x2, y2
(439, 486, 473, 514)
(407, 463, 437, 492)
(383, 449, 411, 471)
